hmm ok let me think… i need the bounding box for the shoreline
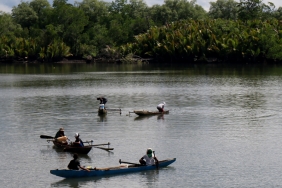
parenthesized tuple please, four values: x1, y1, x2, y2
(0, 56, 281, 66)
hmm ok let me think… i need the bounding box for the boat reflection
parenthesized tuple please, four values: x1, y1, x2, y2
(134, 115, 152, 121)
(140, 169, 160, 184)
(134, 114, 165, 121)
(76, 154, 91, 160)
(51, 176, 101, 188)
(97, 114, 107, 122)
(51, 172, 133, 187)
(157, 114, 164, 120)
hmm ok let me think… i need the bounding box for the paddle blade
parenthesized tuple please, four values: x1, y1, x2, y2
(40, 135, 54, 139)
(94, 146, 114, 151)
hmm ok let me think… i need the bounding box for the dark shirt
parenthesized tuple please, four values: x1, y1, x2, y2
(68, 159, 80, 170)
(102, 98, 107, 104)
(98, 97, 107, 104)
(55, 131, 65, 138)
(74, 137, 84, 147)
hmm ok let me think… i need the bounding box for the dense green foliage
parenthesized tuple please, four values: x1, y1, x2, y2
(121, 19, 282, 63)
(209, 0, 239, 19)
(0, 0, 282, 64)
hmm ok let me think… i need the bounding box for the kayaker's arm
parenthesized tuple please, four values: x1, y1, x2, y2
(139, 157, 146, 166)
(79, 165, 90, 172)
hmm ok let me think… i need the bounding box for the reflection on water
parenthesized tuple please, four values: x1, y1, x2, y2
(134, 114, 166, 121)
(157, 114, 164, 120)
(51, 177, 101, 188)
(134, 116, 152, 121)
(139, 169, 160, 186)
(97, 114, 107, 122)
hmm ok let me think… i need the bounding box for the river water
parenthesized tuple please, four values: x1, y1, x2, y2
(1, 63, 282, 188)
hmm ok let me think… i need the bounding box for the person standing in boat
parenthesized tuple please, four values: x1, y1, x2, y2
(73, 133, 84, 147)
(54, 128, 67, 144)
(97, 97, 107, 105)
(68, 153, 90, 171)
(139, 148, 159, 167)
(97, 97, 108, 110)
(157, 102, 166, 112)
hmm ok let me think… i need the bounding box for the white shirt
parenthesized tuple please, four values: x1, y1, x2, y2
(157, 103, 165, 108)
(142, 154, 155, 166)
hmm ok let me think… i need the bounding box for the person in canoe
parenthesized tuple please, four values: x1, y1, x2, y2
(97, 97, 107, 105)
(68, 153, 90, 171)
(139, 148, 159, 167)
(54, 127, 68, 144)
(157, 102, 166, 112)
(73, 133, 84, 147)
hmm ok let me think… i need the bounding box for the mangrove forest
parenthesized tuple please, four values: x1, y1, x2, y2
(1, 0, 282, 64)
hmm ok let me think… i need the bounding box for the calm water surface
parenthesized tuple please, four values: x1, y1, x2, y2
(1, 64, 282, 188)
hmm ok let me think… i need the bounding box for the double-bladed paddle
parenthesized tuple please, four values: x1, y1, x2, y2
(40, 135, 54, 139)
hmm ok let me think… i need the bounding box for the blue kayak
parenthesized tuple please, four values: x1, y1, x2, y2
(50, 158, 176, 178)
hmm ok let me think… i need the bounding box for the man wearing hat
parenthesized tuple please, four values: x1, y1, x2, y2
(54, 128, 67, 144)
(139, 148, 159, 166)
(73, 133, 84, 147)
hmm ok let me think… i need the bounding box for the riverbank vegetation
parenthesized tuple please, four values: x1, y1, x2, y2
(1, 0, 282, 64)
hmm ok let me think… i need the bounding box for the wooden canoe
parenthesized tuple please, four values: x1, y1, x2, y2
(134, 110, 169, 116)
(50, 158, 176, 178)
(53, 141, 92, 155)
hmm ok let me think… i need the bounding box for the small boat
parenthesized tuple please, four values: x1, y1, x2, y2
(50, 158, 176, 178)
(53, 141, 92, 154)
(42, 135, 113, 154)
(98, 108, 107, 115)
(98, 104, 107, 115)
(134, 110, 169, 116)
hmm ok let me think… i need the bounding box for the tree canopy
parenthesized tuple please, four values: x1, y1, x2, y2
(1, 0, 282, 64)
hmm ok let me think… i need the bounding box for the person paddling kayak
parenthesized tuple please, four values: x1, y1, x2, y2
(68, 153, 90, 171)
(139, 148, 159, 167)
